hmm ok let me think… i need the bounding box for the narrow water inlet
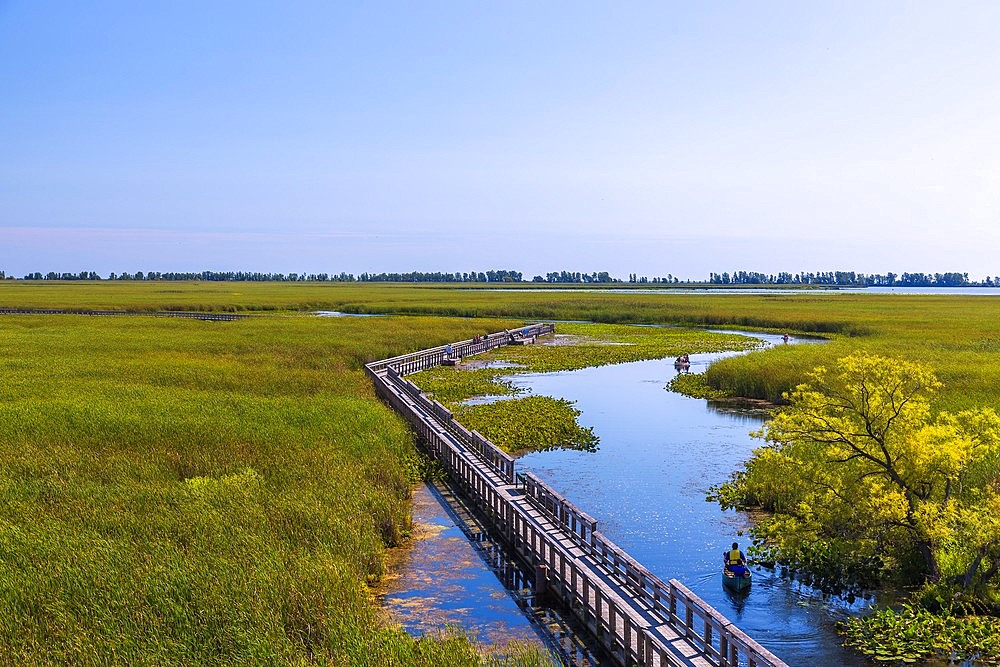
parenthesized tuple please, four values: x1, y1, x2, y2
(378, 482, 542, 645)
(513, 335, 868, 666)
(379, 479, 607, 666)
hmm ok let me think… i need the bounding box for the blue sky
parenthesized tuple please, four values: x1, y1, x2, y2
(2, 2, 998, 280)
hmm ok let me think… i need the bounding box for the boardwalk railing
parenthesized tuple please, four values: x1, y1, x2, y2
(520, 472, 599, 546)
(383, 365, 517, 483)
(366, 324, 787, 667)
(367, 323, 554, 375)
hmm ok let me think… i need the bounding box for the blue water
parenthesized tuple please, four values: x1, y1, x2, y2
(513, 333, 869, 665)
(381, 477, 608, 664)
(379, 483, 546, 645)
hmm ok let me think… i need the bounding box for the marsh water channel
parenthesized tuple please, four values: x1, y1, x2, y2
(381, 331, 871, 665)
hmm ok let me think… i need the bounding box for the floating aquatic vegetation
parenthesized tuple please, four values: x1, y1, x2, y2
(840, 603, 1000, 664)
(409, 366, 524, 405)
(455, 395, 598, 455)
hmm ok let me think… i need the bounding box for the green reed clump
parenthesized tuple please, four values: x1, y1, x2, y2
(702, 342, 842, 404)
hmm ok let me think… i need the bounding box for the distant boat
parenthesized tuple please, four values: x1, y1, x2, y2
(723, 567, 752, 592)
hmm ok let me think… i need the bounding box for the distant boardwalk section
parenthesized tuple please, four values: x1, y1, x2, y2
(366, 324, 788, 667)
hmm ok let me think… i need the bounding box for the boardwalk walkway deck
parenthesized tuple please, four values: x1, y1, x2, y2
(366, 325, 788, 667)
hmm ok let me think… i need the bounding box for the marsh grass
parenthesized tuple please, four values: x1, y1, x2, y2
(0, 312, 552, 665)
(358, 288, 1000, 414)
(26, 280, 985, 413)
(5, 282, 1000, 663)
(5, 282, 999, 415)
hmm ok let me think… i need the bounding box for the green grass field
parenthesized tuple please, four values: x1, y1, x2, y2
(6, 281, 999, 411)
(0, 309, 558, 665)
(1, 281, 998, 664)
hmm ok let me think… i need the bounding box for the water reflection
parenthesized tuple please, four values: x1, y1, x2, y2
(378, 483, 543, 645)
(513, 337, 869, 666)
(380, 480, 610, 666)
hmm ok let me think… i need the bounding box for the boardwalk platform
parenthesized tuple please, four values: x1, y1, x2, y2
(366, 325, 787, 667)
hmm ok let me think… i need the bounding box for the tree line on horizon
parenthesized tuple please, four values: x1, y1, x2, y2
(4, 269, 1000, 287)
(706, 270, 999, 287)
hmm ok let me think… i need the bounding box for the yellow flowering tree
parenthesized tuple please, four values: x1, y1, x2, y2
(751, 352, 1000, 589)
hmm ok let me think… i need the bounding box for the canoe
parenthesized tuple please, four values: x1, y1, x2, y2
(723, 567, 752, 592)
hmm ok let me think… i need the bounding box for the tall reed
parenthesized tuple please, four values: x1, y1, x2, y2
(0, 313, 548, 665)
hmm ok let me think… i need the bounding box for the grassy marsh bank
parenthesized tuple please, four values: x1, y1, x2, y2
(4, 281, 1000, 663)
(0, 311, 554, 665)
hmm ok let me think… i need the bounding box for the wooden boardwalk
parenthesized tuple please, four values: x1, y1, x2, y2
(366, 325, 788, 667)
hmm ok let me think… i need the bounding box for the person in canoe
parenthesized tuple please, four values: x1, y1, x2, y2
(723, 542, 752, 591)
(724, 542, 747, 575)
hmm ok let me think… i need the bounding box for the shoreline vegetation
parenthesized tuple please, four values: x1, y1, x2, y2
(1, 281, 998, 664)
